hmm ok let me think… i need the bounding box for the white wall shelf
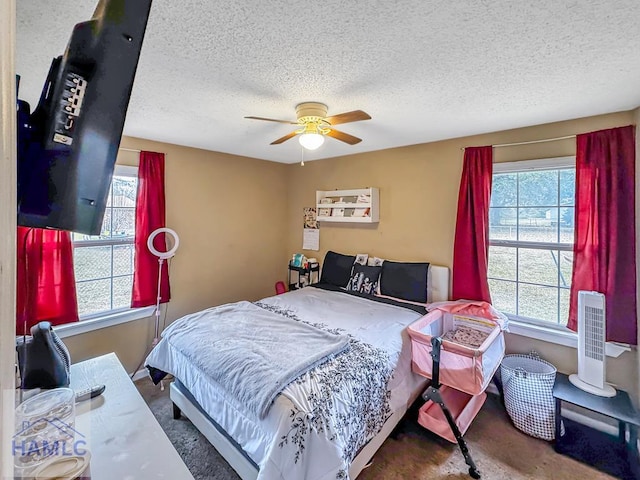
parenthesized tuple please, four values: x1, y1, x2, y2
(316, 187, 379, 223)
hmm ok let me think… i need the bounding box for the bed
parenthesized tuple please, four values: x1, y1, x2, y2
(146, 258, 449, 480)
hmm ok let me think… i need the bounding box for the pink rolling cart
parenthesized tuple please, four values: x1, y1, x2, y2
(408, 308, 506, 479)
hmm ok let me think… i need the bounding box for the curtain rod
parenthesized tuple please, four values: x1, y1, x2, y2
(461, 134, 576, 150)
(119, 147, 141, 153)
(493, 134, 576, 148)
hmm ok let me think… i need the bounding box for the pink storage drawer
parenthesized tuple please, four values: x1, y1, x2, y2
(418, 385, 487, 443)
(408, 310, 505, 395)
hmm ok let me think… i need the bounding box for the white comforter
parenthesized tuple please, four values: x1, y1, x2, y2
(146, 287, 425, 480)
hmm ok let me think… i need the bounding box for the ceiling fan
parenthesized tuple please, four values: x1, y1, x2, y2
(245, 102, 371, 150)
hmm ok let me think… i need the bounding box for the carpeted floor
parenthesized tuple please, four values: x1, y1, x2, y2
(136, 378, 615, 480)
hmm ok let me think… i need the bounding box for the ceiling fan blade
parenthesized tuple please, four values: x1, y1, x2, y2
(326, 129, 362, 145)
(245, 116, 298, 125)
(270, 131, 298, 145)
(324, 110, 371, 126)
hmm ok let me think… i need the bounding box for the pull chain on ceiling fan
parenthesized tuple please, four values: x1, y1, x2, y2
(245, 102, 371, 150)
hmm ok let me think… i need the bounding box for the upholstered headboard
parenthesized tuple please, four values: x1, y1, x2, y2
(428, 265, 450, 303)
(320, 250, 450, 304)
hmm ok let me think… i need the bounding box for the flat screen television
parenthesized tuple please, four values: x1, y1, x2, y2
(17, 0, 152, 235)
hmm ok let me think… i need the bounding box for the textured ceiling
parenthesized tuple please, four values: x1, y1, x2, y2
(16, 0, 640, 163)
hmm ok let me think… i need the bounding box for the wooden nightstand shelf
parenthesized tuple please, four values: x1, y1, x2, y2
(553, 372, 640, 479)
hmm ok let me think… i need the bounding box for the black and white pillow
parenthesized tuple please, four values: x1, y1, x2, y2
(367, 256, 385, 267)
(354, 253, 369, 265)
(346, 264, 381, 295)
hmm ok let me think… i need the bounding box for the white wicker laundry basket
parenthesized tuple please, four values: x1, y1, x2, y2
(500, 353, 559, 441)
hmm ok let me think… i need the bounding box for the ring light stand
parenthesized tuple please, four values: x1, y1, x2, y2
(147, 227, 179, 347)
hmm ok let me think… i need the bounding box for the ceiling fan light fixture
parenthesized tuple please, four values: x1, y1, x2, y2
(299, 132, 325, 150)
(247, 102, 369, 148)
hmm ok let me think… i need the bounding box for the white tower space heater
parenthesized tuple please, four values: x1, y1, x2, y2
(569, 291, 616, 397)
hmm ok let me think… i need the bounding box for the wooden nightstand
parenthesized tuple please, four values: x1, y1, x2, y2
(553, 372, 640, 479)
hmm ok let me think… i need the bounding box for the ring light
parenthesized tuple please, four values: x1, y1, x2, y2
(146, 226, 180, 354)
(147, 227, 179, 259)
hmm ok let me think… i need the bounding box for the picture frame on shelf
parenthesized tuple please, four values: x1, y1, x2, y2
(353, 208, 370, 217)
(331, 208, 345, 217)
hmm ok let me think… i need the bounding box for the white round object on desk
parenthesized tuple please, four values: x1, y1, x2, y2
(15, 387, 75, 421)
(32, 450, 91, 479)
(14, 388, 77, 475)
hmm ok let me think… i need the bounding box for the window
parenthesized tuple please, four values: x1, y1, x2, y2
(488, 157, 575, 327)
(72, 166, 138, 318)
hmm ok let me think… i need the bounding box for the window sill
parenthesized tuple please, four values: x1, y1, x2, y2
(507, 318, 630, 358)
(54, 306, 155, 339)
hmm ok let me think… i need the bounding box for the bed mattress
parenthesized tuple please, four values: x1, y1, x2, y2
(146, 286, 426, 480)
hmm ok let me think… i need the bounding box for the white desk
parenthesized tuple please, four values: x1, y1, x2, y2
(70, 353, 193, 479)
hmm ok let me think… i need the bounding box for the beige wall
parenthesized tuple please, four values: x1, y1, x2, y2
(285, 110, 639, 401)
(64, 137, 289, 373)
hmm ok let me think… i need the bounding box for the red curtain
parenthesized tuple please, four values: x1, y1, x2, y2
(568, 125, 637, 344)
(16, 227, 78, 335)
(131, 151, 171, 308)
(452, 146, 493, 302)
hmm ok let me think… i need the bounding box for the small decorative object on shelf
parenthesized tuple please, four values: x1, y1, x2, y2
(316, 187, 379, 223)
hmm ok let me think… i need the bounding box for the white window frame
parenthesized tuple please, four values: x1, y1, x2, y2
(55, 165, 154, 338)
(490, 157, 629, 358)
